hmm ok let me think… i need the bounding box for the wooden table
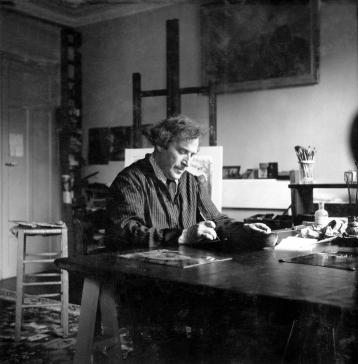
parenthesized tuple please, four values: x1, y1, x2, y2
(56, 244, 358, 363)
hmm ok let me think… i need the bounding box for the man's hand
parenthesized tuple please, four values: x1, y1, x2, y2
(178, 221, 217, 245)
(245, 222, 271, 234)
(244, 223, 278, 247)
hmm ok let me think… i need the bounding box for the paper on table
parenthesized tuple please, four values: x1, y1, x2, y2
(274, 236, 318, 251)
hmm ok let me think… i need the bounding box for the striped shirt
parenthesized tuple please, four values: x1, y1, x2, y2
(105, 154, 244, 250)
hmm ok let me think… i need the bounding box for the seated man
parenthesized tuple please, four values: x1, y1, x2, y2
(105, 114, 273, 251)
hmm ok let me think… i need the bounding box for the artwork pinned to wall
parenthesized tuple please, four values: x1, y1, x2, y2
(201, 0, 319, 93)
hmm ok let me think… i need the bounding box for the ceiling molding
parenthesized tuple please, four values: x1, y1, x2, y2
(1, 0, 194, 27)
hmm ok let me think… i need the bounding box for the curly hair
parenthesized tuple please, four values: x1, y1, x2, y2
(146, 115, 203, 149)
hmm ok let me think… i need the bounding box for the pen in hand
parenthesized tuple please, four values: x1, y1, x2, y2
(200, 211, 221, 242)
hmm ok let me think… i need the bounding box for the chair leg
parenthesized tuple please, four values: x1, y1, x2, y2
(15, 230, 25, 342)
(61, 270, 69, 337)
(61, 225, 69, 338)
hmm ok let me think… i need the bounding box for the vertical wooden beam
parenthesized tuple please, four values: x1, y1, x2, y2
(208, 81, 217, 146)
(132, 72, 142, 147)
(166, 19, 180, 117)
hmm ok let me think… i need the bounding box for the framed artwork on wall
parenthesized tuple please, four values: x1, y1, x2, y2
(223, 166, 241, 179)
(200, 0, 320, 93)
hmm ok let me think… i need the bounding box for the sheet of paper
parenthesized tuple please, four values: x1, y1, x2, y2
(275, 236, 318, 251)
(9, 133, 24, 157)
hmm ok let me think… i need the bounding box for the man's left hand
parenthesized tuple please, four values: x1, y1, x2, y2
(244, 223, 278, 247)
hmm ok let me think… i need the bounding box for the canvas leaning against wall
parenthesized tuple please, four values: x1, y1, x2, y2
(200, 0, 320, 93)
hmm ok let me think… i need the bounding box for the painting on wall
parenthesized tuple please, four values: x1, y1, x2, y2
(109, 126, 133, 161)
(201, 0, 319, 93)
(88, 127, 111, 165)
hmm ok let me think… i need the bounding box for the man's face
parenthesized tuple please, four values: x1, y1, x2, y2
(156, 138, 199, 181)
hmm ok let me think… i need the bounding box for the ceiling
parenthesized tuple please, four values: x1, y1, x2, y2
(3, 0, 356, 28)
(0, 0, 194, 27)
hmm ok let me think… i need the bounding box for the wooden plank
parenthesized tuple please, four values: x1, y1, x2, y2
(73, 277, 100, 364)
(208, 81, 217, 146)
(132, 72, 142, 147)
(289, 183, 349, 189)
(141, 86, 208, 97)
(141, 89, 167, 97)
(99, 282, 123, 362)
(181, 86, 208, 94)
(166, 19, 180, 117)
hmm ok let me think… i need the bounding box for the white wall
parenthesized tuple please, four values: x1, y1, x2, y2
(0, 11, 61, 63)
(80, 2, 358, 187)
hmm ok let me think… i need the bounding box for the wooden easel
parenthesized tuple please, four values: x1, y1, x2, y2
(132, 19, 217, 147)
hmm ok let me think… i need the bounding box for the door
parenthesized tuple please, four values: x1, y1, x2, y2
(1, 55, 60, 279)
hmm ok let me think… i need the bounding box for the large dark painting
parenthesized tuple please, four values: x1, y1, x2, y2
(201, 0, 320, 93)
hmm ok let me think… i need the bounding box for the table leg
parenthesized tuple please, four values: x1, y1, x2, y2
(99, 282, 123, 362)
(73, 277, 100, 364)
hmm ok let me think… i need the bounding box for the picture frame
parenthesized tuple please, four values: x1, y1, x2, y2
(201, 0, 320, 93)
(223, 166, 241, 179)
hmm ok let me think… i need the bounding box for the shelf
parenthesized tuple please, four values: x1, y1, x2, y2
(289, 183, 352, 223)
(289, 183, 351, 189)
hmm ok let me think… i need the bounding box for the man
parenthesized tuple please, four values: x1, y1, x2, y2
(106, 114, 273, 251)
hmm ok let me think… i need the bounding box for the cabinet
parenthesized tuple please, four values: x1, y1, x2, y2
(289, 183, 352, 223)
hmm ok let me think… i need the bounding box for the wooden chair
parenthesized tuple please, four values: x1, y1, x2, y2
(12, 222, 68, 341)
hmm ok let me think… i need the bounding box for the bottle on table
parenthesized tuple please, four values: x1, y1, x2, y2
(314, 201, 329, 228)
